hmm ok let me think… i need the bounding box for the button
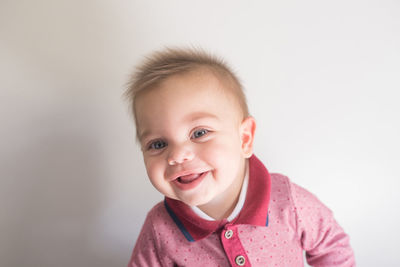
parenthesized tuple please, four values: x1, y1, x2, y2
(235, 255, 245, 266)
(224, 229, 233, 239)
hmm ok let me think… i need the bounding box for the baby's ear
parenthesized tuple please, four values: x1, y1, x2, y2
(240, 116, 256, 158)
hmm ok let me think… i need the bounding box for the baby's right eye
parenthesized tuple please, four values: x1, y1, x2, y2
(148, 140, 167, 150)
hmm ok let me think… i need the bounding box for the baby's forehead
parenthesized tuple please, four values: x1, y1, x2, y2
(144, 68, 239, 105)
(133, 66, 248, 138)
(135, 69, 244, 133)
(159, 67, 241, 103)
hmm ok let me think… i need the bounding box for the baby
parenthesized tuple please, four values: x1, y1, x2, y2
(126, 48, 355, 266)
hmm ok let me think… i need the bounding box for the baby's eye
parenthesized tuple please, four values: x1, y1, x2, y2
(148, 140, 167, 150)
(192, 129, 209, 139)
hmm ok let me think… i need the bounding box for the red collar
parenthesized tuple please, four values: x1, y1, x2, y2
(164, 155, 271, 242)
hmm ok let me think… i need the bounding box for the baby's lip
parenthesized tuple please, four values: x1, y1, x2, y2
(177, 173, 203, 184)
(168, 169, 209, 182)
(172, 171, 209, 191)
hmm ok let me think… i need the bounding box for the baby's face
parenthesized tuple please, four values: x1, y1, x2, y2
(135, 70, 254, 213)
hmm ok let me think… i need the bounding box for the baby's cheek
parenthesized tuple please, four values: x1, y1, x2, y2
(200, 142, 223, 159)
(143, 159, 153, 176)
(144, 160, 161, 181)
(206, 138, 241, 157)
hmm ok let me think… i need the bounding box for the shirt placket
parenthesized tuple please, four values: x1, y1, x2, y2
(220, 224, 251, 267)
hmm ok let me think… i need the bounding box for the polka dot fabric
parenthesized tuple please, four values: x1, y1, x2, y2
(128, 173, 355, 266)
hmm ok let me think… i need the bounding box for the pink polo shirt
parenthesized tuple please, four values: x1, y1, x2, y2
(128, 156, 355, 266)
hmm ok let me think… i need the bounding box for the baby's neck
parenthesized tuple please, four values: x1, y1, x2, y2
(201, 193, 241, 221)
(197, 160, 248, 220)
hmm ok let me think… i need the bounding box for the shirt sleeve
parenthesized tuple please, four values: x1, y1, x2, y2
(127, 212, 163, 267)
(289, 182, 356, 267)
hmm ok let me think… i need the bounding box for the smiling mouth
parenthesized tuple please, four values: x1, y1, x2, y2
(172, 171, 209, 190)
(177, 173, 203, 184)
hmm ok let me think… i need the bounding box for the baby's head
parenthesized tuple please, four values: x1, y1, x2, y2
(126, 48, 256, 219)
(127, 48, 249, 132)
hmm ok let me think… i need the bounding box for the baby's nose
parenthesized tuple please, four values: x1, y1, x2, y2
(167, 144, 194, 165)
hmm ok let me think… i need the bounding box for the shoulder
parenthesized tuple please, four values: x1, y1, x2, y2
(147, 201, 168, 219)
(268, 173, 331, 222)
(269, 172, 335, 229)
(269, 173, 324, 207)
(143, 200, 183, 239)
(268, 172, 293, 203)
(267, 173, 297, 226)
(136, 201, 167, 237)
(136, 201, 171, 239)
(270, 172, 290, 189)
(131, 201, 181, 266)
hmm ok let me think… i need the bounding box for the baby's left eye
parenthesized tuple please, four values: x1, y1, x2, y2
(192, 129, 209, 139)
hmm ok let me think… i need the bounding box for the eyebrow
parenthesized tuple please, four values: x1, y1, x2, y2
(183, 111, 220, 123)
(138, 112, 219, 142)
(138, 130, 152, 143)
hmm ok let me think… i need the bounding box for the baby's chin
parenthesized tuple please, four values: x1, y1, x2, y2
(176, 197, 209, 207)
(168, 193, 214, 208)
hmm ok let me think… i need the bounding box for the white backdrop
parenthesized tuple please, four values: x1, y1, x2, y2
(1, 1, 399, 266)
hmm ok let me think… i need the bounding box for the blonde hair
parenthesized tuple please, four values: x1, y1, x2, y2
(125, 47, 249, 131)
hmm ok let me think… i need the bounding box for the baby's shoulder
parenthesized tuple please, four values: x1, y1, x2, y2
(269, 172, 311, 198)
(269, 172, 330, 213)
(269, 172, 292, 195)
(268, 173, 318, 211)
(268, 173, 294, 208)
(270, 172, 290, 185)
(145, 201, 169, 222)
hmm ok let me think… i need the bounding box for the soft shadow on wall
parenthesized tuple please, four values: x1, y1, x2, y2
(0, 1, 148, 265)
(1, 111, 125, 267)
